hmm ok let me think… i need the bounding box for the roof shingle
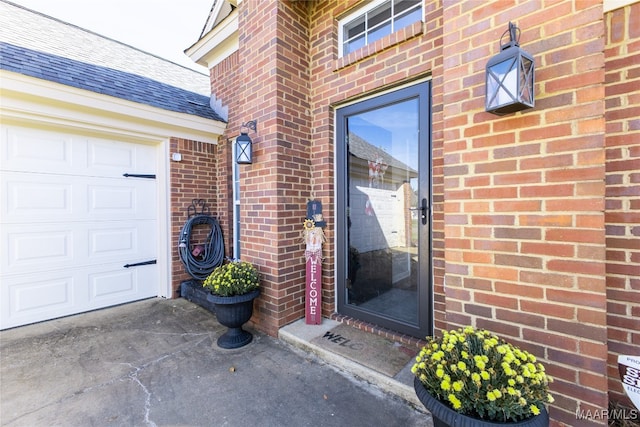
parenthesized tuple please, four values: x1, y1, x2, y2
(0, 42, 224, 122)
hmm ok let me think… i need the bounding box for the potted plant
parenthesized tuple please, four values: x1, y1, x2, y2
(204, 259, 260, 349)
(412, 326, 553, 427)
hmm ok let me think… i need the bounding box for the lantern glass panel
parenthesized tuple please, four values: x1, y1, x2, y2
(236, 137, 252, 164)
(519, 56, 534, 104)
(487, 56, 518, 109)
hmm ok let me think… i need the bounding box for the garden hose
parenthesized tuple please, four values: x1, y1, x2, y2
(178, 214, 225, 281)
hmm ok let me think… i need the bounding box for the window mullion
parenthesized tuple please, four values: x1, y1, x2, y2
(340, 0, 422, 57)
(364, 11, 369, 46)
(390, 0, 395, 33)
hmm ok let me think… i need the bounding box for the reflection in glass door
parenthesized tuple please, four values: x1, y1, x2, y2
(336, 82, 432, 338)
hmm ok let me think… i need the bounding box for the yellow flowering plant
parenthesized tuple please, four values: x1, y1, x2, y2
(203, 259, 259, 297)
(412, 326, 553, 423)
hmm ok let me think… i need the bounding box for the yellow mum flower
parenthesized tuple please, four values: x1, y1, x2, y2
(530, 405, 540, 416)
(453, 380, 464, 392)
(448, 393, 462, 410)
(457, 361, 467, 371)
(486, 391, 496, 401)
(481, 371, 490, 381)
(436, 368, 445, 378)
(441, 379, 451, 391)
(471, 372, 481, 384)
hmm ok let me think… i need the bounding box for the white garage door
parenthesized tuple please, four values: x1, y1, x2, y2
(0, 125, 159, 329)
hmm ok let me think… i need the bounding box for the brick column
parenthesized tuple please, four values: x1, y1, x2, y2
(235, 0, 312, 336)
(604, 2, 640, 408)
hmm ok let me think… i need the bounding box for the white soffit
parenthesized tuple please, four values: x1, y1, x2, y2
(186, 7, 239, 69)
(1, 71, 226, 144)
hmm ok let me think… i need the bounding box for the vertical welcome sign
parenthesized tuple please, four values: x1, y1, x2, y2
(303, 201, 326, 325)
(305, 252, 321, 324)
(619, 355, 640, 410)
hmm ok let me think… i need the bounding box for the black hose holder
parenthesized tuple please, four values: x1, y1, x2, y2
(178, 199, 225, 281)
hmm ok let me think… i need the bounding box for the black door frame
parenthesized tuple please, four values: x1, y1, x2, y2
(335, 80, 433, 338)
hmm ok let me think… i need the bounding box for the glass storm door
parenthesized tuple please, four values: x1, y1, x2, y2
(336, 81, 432, 338)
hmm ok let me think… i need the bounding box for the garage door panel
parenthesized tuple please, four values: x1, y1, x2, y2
(91, 269, 136, 299)
(4, 177, 73, 217)
(6, 228, 73, 267)
(88, 221, 157, 263)
(3, 221, 157, 275)
(10, 275, 74, 313)
(1, 124, 160, 329)
(1, 127, 156, 178)
(89, 264, 157, 304)
(1, 127, 74, 173)
(1, 263, 157, 329)
(2, 173, 156, 223)
(89, 140, 134, 170)
(2, 271, 76, 329)
(88, 138, 156, 176)
(89, 181, 156, 217)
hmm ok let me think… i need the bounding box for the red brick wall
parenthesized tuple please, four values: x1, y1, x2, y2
(198, 0, 639, 424)
(170, 137, 219, 294)
(441, 1, 608, 425)
(215, 1, 313, 336)
(604, 2, 640, 408)
(306, 0, 448, 333)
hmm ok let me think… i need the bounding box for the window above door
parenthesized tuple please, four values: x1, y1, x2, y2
(339, 0, 423, 57)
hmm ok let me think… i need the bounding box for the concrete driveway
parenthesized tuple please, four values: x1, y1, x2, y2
(0, 298, 430, 427)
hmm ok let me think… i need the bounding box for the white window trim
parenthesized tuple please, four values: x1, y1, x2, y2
(337, 0, 424, 58)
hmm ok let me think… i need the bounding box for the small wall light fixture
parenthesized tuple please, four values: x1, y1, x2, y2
(235, 120, 257, 164)
(485, 22, 535, 116)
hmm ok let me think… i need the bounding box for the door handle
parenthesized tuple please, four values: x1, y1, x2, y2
(409, 198, 429, 225)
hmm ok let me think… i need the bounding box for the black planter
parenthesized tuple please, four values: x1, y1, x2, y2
(207, 289, 259, 349)
(180, 280, 216, 313)
(414, 377, 549, 427)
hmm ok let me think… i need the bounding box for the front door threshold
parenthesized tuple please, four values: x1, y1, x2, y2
(278, 318, 426, 410)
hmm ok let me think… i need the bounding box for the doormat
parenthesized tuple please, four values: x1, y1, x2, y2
(310, 324, 415, 377)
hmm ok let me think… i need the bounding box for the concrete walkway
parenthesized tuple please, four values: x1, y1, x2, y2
(0, 298, 432, 427)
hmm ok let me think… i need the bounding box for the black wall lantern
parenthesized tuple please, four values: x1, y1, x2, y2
(485, 22, 535, 116)
(235, 120, 257, 164)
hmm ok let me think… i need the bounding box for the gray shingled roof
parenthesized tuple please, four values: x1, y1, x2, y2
(0, 0, 211, 95)
(0, 0, 225, 122)
(1, 42, 224, 121)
